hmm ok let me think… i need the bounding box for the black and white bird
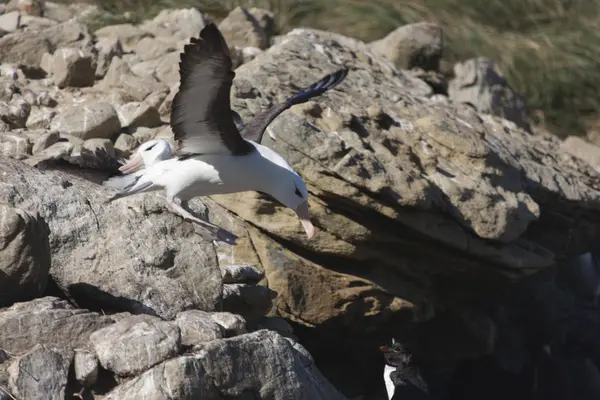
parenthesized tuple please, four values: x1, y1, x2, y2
(102, 22, 348, 244)
(380, 339, 432, 400)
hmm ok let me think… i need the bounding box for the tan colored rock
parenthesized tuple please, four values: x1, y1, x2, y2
(94, 23, 151, 51)
(0, 204, 50, 306)
(139, 8, 206, 40)
(370, 22, 443, 71)
(448, 57, 531, 133)
(50, 102, 120, 140)
(5, 0, 43, 16)
(117, 101, 161, 129)
(51, 47, 95, 88)
(218, 7, 272, 49)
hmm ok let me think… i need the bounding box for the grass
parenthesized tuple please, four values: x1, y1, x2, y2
(53, 0, 600, 137)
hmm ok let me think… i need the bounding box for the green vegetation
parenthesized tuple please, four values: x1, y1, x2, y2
(61, 0, 600, 137)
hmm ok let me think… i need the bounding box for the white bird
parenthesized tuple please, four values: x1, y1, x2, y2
(102, 23, 348, 245)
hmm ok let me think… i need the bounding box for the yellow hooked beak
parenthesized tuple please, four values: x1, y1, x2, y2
(294, 201, 316, 239)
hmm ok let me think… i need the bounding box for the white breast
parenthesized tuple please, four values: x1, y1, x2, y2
(384, 364, 396, 400)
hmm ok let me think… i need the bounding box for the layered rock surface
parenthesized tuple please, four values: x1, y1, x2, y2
(1, 2, 600, 400)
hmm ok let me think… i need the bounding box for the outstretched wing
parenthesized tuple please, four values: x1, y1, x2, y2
(241, 68, 349, 143)
(170, 23, 254, 156)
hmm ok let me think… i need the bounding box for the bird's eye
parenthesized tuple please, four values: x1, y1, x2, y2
(144, 144, 156, 151)
(294, 187, 303, 198)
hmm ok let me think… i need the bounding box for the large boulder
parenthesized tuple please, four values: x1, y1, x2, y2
(206, 27, 600, 395)
(0, 204, 50, 306)
(104, 329, 346, 400)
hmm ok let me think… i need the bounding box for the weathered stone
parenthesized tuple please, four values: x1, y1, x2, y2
(43, 1, 74, 22)
(0, 11, 20, 33)
(94, 36, 123, 79)
(0, 132, 31, 159)
(102, 56, 169, 101)
(133, 36, 179, 61)
(560, 136, 600, 174)
(116, 101, 162, 129)
(31, 131, 59, 154)
(221, 264, 264, 284)
(90, 314, 181, 377)
(218, 7, 271, 49)
(175, 310, 223, 346)
(114, 133, 137, 153)
(73, 349, 99, 387)
(94, 23, 151, 51)
(448, 57, 531, 132)
(139, 8, 206, 40)
(82, 138, 115, 158)
(370, 22, 444, 71)
(0, 98, 30, 129)
(105, 330, 344, 400)
(209, 312, 247, 337)
(131, 52, 180, 86)
(144, 89, 168, 110)
(0, 204, 50, 306)
(26, 105, 56, 129)
(7, 344, 68, 400)
(50, 102, 120, 140)
(0, 158, 225, 319)
(5, 0, 43, 16)
(51, 47, 95, 88)
(0, 297, 114, 358)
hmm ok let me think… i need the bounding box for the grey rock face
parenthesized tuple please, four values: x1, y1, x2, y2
(448, 57, 531, 132)
(50, 102, 120, 140)
(90, 314, 181, 377)
(7, 344, 69, 400)
(116, 101, 162, 129)
(105, 330, 346, 400)
(0, 204, 50, 306)
(51, 47, 95, 88)
(175, 310, 223, 346)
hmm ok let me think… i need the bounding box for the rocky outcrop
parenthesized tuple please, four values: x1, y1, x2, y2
(2, 3, 600, 400)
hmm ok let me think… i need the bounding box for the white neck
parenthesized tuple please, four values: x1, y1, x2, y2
(384, 364, 396, 400)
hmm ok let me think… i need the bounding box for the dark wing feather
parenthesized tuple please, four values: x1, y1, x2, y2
(170, 23, 253, 156)
(241, 68, 348, 143)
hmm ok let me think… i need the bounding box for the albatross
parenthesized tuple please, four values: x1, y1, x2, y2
(102, 22, 348, 244)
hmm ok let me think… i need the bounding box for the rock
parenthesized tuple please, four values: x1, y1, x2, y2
(36, 91, 57, 107)
(43, 1, 74, 22)
(102, 56, 169, 101)
(19, 14, 56, 30)
(133, 36, 179, 62)
(94, 23, 151, 51)
(0, 204, 50, 307)
(50, 102, 120, 140)
(144, 89, 168, 110)
(73, 349, 98, 387)
(31, 130, 59, 154)
(105, 330, 345, 400)
(116, 101, 162, 129)
(26, 105, 56, 129)
(0, 157, 225, 319)
(42, 19, 94, 52)
(82, 138, 115, 158)
(0, 11, 20, 33)
(139, 8, 206, 40)
(114, 133, 137, 152)
(175, 310, 223, 346)
(5, 0, 43, 16)
(0, 132, 31, 159)
(210, 312, 247, 337)
(0, 98, 30, 129)
(370, 22, 443, 71)
(130, 52, 181, 86)
(7, 344, 68, 400)
(218, 7, 271, 49)
(0, 297, 114, 356)
(560, 136, 600, 174)
(221, 264, 264, 284)
(94, 37, 123, 79)
(51, 47, 95, 88)
(90, 314, 181, 377)
(448, 57, 531, 132)
(222, 283, 276, 320)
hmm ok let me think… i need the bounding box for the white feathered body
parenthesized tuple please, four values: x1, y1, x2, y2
(137, 140, 296, 201)
(384, 364, 396, 400)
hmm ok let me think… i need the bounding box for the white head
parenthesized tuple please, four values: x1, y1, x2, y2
(255, 146, 316, 239)
(119, 139, 172, 174)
